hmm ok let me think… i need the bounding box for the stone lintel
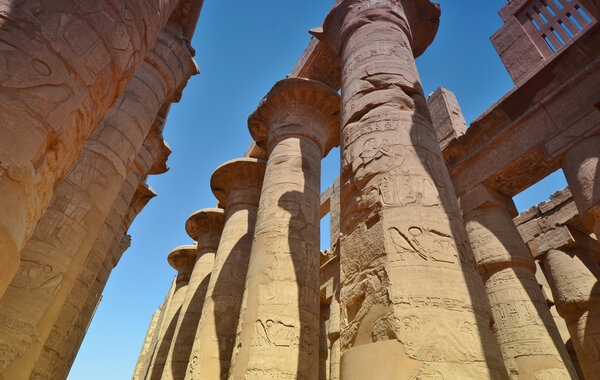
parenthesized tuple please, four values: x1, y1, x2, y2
(444, 23, 600, 197)
(289, 36, 341, 90)
(320, 253, 339, 303)
(184, 208, 225, 249)
(210, 158, 266, 208)
(248, 77, 340, 156)
(529, 225, 578, 259)
(459, 183, 517, 216)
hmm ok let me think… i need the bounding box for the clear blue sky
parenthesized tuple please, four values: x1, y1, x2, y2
(68, 1, 567, 378)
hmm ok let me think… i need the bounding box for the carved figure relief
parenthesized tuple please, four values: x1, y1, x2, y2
(387, 226, 457, 264)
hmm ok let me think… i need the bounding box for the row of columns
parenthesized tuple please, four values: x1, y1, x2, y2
(137, 1, 600, 379)
(0, 10, 199, 379)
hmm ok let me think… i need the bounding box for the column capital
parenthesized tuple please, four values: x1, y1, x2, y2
(248, 77, 340, 157)
(311, 0, 440, 58)
(167, 245, 198, 282)
(210, 158, 266, 209)
(184, 208, 225, 250)
(459, 183, 518, 216)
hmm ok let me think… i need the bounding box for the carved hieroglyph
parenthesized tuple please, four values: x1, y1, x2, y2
(186, 159, 266, 379)
(0, 0, 183, 296)
(537, 227, 600, 380)
(33, 128, 168, 380)
(146, 245, 201, 380)
(228, 78, 340, 380)
(562, 136, 600, 240)
(462, 185, 578, 379)
(313, 1, 508, 377)
(0, 25, 197, 380)
(162, 209, 225, 380)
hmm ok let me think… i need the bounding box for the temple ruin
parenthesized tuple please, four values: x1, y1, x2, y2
(0, 0, 599, 379)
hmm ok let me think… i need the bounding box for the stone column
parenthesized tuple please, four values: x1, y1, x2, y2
(133, 309, 163, 380)
(139, 278, 178, 380)
(186, 158, 266, 379)
(146, 245, 199, 380)
(162, 209, 225, 380)
(0, 0, 184, 295)
(314, 1, 507, 378)
(228, 78, 340, 380)
(0, 25, 197, 379)
(32, 128, 169, 380)
(462, 184, 578, 378)
(536, 225, 600, 380)
(562, 136, 600, 240)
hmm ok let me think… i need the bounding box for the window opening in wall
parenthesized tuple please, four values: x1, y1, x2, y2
(321, 212, 331, 251)
(512, 169, 568, 213)
(519, 0, 596, 57)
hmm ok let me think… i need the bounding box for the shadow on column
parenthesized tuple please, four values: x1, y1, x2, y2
(211, 224, 253, 380)
(277, 138, 320, 380)
(150, 308, 182, 379)
(167, 275, 211, 379)
(409, 82, 508, 377)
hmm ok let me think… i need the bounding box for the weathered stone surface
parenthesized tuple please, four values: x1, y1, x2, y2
(0, 0, 185, 296)
(314, 0, 507, 377)
(427, 87, 468, 150)
(146, 245, 200, 380)
(541, 245, 600, 380)
(229, 78, 339, 380)
(186, 158, 266, 379)
(0, 25, 196, 379)
(162, 209, 225, 380)
(33, 122, 168, 380)
(462, 185, 577, 378)
(562, 136, 600, 241)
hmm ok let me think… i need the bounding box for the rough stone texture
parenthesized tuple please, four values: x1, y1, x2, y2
(314, 1, 507, 377)
(228, 78, 339, 380)
(0, 0, 185, 296)
(146, 245, 199, 380)
(541, 242, 600, 380)
(138, 278, 177, 380)
(462, 185, 577, 378)
(427, 87, 468, 150)
(162, 209, 225, 380)
(320, 251, 340, 380)
(0, 24, 196, 379)
(186, 159, 265, 379)
(562, 136, 600, 241)
(32, 121, 169, 380)
(133, 309, 162, 380)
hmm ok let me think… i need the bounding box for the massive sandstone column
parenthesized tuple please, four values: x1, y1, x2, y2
(32, 126, 170, 380)
(162, 209, 225, 379)
(536, 225, 600, 380)
(147, 245, 199, 380)
(313, 1, 507, 378)
(461, 184, 578, 378)
(562, 136, 600, 240)
(0, 24, 197, 379)
(186, 158, 266, 379)
(139, 278, 178, 380)
(228, 78, 340, 380)
(0, 0, 185, 294)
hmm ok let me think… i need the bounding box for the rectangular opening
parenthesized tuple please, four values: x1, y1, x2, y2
(553, 0, 564, 9)
(576, 6, 593, 23)
(546, 5, 556, 16)
(529, 13, 542, 29)
(559, 21, 575, 37)
(551, 28, 566, 44)
(568, 13, 584, 29)
(543, 35, 558, 51)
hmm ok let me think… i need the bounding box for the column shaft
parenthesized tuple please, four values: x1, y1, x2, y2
(229, 136, 322, 379)
(186, 159, 265, 379)
(147, 246, 199, 380)
(318, 1, 506, 377)
(562, 136, 600, 239)
(0, 26, 196, 379)
(0, 0, 182, 295)
(162, 209, 225, 380)
(464, 205, 578, 378)
(542, 247, 600, 379)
